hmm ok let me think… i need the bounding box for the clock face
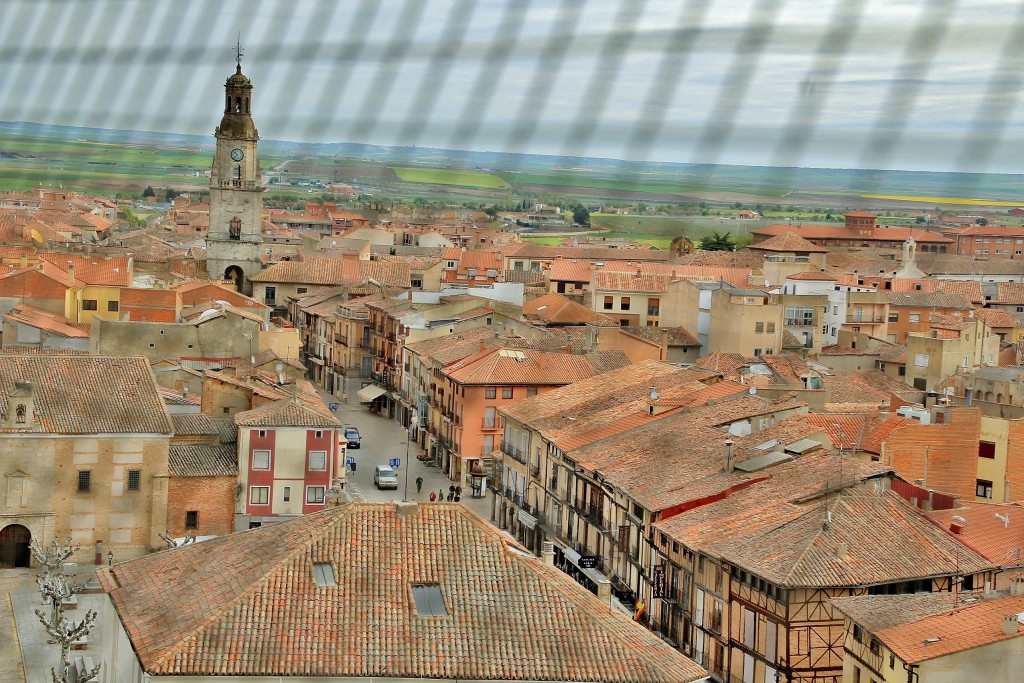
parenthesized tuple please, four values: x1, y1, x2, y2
(230, 148, 244, 162)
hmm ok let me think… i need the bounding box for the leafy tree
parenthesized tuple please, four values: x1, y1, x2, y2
(977, 217, 989, 226)
(142, 185, 155, 198)
(915, 216, 926, 224)
(165, 188, 178, 202)
(572, 204, 591, 226)
(483, 206, 498, 219)
(701, 231, 736, 251)
(119, 207, 146, 228)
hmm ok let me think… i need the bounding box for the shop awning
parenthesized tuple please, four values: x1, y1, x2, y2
(356, 384, 387, 402)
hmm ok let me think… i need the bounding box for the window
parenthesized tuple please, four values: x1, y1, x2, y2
(755, 321, 764, 333)
(297, 287, 308, 294)
(313, 562, 336, 586)
(978, 441, 997, 460)
(909, 313, 920, 323)
(77, 470, 91, 493)
(648, 298, 660, 316)
(308, 450, 327, 471)
(185, 511, 198, 529)
(485, 386, 496, 399)
(411, 584, 448, 616)
(107, 301, 119, 312)
(766, 322, 776, 334)
(527, 387, 538, 397)
(127, 469, 141, 491)
(753, 348, 762, 356)
(603, 295, 613, 310)
(252, 450, 271, 469)
(306, 486, 326, 504)
(250, 486, 270, 505)
(977, 479, 994, 499)
(258, 429, 267, 438)
(283, 486, 291, 502)
(502, 387, 513, 399)
(914, 353, 929, 368)
(888, 312, 899, 323)
(82, 299, 98, 311)
(314, 430, 323, 439)
(621, 296, 630, 311)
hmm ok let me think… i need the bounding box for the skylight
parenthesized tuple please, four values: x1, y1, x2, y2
(313, 562, 336, 587)
(411, 584, 448, 616)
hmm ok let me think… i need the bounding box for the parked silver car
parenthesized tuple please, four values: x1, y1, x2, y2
(373, 465, 399, 490)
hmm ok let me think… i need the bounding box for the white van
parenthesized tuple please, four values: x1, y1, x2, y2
(373, 465, 399, 490)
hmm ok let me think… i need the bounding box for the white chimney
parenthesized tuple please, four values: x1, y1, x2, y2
(1003, 614, 1019, 636)
(542, 541, 555, 566)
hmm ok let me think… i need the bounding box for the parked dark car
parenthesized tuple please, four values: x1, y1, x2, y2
(345, 427, 361, 449)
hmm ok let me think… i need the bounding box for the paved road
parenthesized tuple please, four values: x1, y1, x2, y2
(328, 397, 494, 522)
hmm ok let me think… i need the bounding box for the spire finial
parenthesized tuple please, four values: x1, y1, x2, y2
(235, 33, 244, 73)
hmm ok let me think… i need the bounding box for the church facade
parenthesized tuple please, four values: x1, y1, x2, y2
(206, 54, 265, 293)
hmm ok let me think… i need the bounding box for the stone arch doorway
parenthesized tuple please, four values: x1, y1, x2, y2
(224, 265, 244, 291)
(0, 524, 31, 568)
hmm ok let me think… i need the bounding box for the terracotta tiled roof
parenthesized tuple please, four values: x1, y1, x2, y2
(407, 328, 502, 366)
(868, 593, 1024, 664)
(504, 242, 672, 262)
(171, 412, 221, 436)
(928, 502, 1024, 567)
(748, 231, 827, 253)
(2, 303, 89, 338)
(234, 398, 340, 427)
(38, 253, 132, 286)
(523, 291, 606, 325)
(593, 271, 672, 293)
(999, 346, 1018, 367)
(99, 503, 706, 681)
(885, 291, 974, 309)
(447, 348, 596, 385)
(619, 325, 700, 347)
(694, 351, 750, 374)
(0, 354, 172, 434)
(713, 490, 995, 588)
(168, 444, 238, 477)
(249, 256, 410, 288)
(752, 223, 953, 244)
(933, 279, 984, 302)
(786, 270, 838, 281)
(974, 307, 1017, 329)
(996, 282, 1024, 305)
(831, 591, 977, 634)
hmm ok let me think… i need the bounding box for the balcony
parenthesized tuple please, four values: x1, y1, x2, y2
(845, 314, 885, 324)
(548, 475, 558, 490)
(482, 416, 504, 431)
(512, 448, 527, 465)
(335, 333, 348, 345)
(500, 440, 514, 456)
(585, 507, 607, 530)
(532, 464, 541, 478)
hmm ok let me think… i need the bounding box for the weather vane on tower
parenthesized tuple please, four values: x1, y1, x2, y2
(235, 33, 244, 71)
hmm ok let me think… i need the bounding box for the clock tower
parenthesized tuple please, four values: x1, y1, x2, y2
(206, 47, 264, 293)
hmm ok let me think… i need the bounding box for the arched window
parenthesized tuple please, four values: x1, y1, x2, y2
(15, 404, 26, 423)
(229, 216, 241, 239)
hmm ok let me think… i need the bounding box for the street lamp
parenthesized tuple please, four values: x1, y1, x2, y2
(402, 412, 420, 502)
(106, 550, 113, 567)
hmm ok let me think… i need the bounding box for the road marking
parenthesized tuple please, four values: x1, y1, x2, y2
(345, 482, 367, 502)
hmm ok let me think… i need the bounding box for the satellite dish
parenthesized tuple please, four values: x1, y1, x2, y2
(749, 386, 757, 395)
(275, 363, 284, 372)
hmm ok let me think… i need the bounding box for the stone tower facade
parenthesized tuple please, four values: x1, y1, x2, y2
(206, 56, 264, 293)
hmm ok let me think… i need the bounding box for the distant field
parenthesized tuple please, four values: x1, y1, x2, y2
(391, 167, 509, 189)
(860, 193, 1024, 207)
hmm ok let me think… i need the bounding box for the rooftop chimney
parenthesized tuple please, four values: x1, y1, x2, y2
(724, 439, 734, 473)
(542, 541, 555, 566)
(396, 501, 418, 517)
(66, 260, 75, 284)
(1003, 614, 1019, 636)
(837, 544, 850, 562)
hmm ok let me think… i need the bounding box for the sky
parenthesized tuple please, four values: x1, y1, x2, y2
(1, 0, 1023, 173)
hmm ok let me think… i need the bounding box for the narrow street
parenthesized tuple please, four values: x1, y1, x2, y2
(319, 388, 495, 523)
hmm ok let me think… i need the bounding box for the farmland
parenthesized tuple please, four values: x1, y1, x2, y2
(391, 167, 509, 189)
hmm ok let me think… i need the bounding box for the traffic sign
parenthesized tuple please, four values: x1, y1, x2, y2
(329, 402, 338, 412)
(346, 456, 355, 465)
(389, 457, 400, 468)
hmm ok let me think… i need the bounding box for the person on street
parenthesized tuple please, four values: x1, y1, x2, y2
(416, 476, 423, 493)
(429, 491, 437, 502)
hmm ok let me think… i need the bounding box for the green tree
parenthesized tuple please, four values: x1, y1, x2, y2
(142, 185, 155, 198)
(915, 216, 926, 224)
(701, 231, 735, 251)
(572, 204, 591, 226)
(977, 217, 989, 226)
(165, 188, 178, 202)
(119, 207, 146, 228)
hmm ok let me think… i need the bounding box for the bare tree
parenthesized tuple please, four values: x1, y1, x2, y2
(30, 537, 80, 580)
(35, 603, 100, 683)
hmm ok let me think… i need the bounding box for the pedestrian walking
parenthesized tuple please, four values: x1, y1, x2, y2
(415, 476, 423, 493)
(438, 488, 444, 500)
(429, 491, 437, 502)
